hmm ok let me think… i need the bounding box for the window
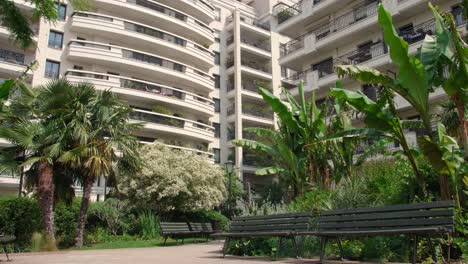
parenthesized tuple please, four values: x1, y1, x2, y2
(214, 123, 220, 138)
(55, 3, 67, 21)
(312, 58, 333, 78)
(214, 98, 220, 113)
(214, 51, 220, 65)
(48, 31, 63, 49)
(45, 60, 60, 79)
(451, 5, 463, 26)
(73, 65, 83, 70)
(213, 74, 220, 89)
(362, 84, 377, 101)
(213, 148, 220, 163)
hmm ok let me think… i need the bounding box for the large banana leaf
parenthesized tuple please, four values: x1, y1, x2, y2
(378, 3, 429, 117)
(258, 87, 301, 133)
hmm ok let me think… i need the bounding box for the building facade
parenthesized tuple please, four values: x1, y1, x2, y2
(0, 0, 465, 198)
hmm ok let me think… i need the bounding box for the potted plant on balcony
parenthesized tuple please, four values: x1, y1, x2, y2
(277, 8, 295, 24)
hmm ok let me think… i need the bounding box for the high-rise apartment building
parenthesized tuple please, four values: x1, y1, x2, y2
(0, 0, 465, 198)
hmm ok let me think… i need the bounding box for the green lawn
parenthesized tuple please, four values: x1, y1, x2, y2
(75, 237, 211, 250)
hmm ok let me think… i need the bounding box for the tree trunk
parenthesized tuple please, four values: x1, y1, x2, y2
(399, 136, 427, 197)
(75, 174, 94, 247)
(323, 165, 330, 190)
(452, 95, 468, 159)
(439, 173, 451, 201)
(38, 160, 56, 248)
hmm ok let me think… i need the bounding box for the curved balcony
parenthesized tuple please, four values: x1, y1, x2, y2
(71, 12, 213, 71)
(65, 70, 215, 116)
(93, 0, 214, 46)
(0, 48, 29, 78)
(156, 0, 215, 24)
(67, 40, 214, 92)
(130, 109, 214, 142)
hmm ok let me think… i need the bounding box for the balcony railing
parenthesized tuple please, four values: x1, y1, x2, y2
(281, 69, 310, 90)
(228, 14, 270, 31)
(241, 38, 271, 52)
(124, 0, 213, 34)
(131, 109, 214, 133)
(241, 59, 272, 74)
(65, 70, 214, 108)
(184, 0, 215, 11)
(68, 40, 213, 84)
(313, 0, 378, 41)
(335, 41, 387, 65)
(399, 19, 435, 45)
(0, 48, 25, 65)
(227, 105, 235, 116)
(275, 1, 302, 24)
(242, 105, 273, 120)
(73, 12, 213, 59)
(280, 36, 304, 56)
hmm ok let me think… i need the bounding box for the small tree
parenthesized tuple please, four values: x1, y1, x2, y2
(118, 143, 226, 213)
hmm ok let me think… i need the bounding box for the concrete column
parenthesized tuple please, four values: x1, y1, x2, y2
(233, 10, 243, 180)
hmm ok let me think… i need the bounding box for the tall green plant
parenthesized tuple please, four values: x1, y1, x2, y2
(334, 3, 465, 203)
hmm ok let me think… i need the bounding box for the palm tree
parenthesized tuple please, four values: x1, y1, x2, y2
(42, 82, 141, 247)
(0, 81, 69, 246)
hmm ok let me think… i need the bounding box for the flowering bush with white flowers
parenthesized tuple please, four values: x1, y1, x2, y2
(118, 143, 226, 212)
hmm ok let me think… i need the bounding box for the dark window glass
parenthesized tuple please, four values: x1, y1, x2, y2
(214, 51, 220, 65)
(214, 123, 220, 138)
(45, 60, 60, 79)
(214, 148, 220, 163)
(362, 84, 377, 101)
(214, 98, 220, 113)
(48, 31, 63, 49)
(452, 5, 463, 26)
(55, 3, 67, 20)
(312, 57, 333, 78)
(213, 74, 220, 88)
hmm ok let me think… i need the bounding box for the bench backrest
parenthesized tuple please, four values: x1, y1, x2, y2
(160, 222, 191, 234)
(189, 222, 214, 233)
(317, 201, 455, 232)
(230, 212, 313, 234)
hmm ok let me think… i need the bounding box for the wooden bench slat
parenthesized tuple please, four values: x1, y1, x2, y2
(319, 209, 454, 223)
(319, 217, 453, 229)
(320, 201, 454, 216)
(231, 218, 310, 227)
(232, 212, 313, 221)
(230, 223, 308, 232)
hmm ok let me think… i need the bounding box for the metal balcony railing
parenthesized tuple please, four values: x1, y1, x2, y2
(335, 41, 387, 65)
(399, 19, 435, 45)
(228, 14, 270, 30)
(0, 48, 25, 65)
(241, 38, 271, 52)
(313, 0, 378, 41)
(275, 1, 303, 24)
(280, 36, 304, 56)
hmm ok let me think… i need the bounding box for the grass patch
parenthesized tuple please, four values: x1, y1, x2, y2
(75, 237, 211, 251)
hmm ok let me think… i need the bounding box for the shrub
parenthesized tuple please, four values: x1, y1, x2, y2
(0, 196, 41, 249)
(118, 143, 226, 213)
(54, 200, 81, 248)
(182, 210, 229, 232)
(87, 198, 132, 236)
(288, 189, 332, 212)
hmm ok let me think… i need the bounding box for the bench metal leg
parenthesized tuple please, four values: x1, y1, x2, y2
(3, 244, 11, 262)
(163, 237, 168, 246)
(292, 236, 300, 258)
(412, 235, 419, 264)
(275, 237, 284, 260)
(426, 235, 437, 263)
(222, 238, 230, 258)
(320, 237, 328, 263)
(337, 238, 345, 261)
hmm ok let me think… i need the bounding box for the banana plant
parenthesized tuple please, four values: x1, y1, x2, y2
(334, 3, 466, 202)
(328, 87, 427, 196)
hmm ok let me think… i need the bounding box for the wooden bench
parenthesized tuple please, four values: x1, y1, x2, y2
(160, 222, 198, 245)
(211, 212, 312, 258)
(188, 222, 214, 241)
(0, 234, 15, 261)
(301, 201, 455, 263)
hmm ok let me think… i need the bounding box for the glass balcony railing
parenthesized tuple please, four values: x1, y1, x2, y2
(0, 48, 25, 65)
(242, 104, 273, 120)
(241, 59, 271, 74)
(130, 111, 185, 128)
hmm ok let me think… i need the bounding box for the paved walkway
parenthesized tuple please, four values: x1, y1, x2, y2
(6, 241, 339, 264)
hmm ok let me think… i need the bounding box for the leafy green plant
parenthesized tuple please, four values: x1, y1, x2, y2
(87, 198, 132, 236)
(138, 211, 160, 239)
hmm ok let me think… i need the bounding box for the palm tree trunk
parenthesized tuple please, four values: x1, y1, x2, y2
(75, 174, 94, 247)
(439, 173, 451, 201)
(38, 160, 56, 247)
